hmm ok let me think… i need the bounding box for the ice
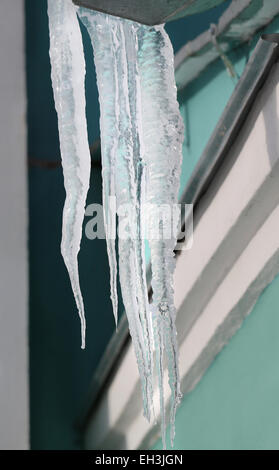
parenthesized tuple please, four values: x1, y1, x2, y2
(48, 0, 91, 349)
(137, 24, 184, 447)
(78, 10, 154, 420)
(48, 0, 184, 448)
(78, 11, 119, 327)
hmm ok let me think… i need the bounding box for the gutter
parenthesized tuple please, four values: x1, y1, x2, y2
(73, 0, 227, 26)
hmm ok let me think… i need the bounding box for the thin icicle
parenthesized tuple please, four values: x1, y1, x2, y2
(138, 24, 184, 447)
(117, 20, 154, 419)
(122, 20, 154, 412)
(78, 10, 154, 418)
(48, 0, 91, 349)
(153, 312, 166, 449)
(77, 9, 119, 326)
(114, 18, 153, 420)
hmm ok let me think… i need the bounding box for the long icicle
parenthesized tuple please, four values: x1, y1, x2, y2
(50, 0, 184, 447)
(77, 9, 119, 326)
(78, 10, 154, 418)
(138, 24, 184, 447)
(116, 18, 153, 418)
(113, 17, 153, 420)
(122, 20, 154, 416)
(48, 0, 91, 349)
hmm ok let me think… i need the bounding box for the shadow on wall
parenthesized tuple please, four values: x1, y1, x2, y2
(84, 393, 128, 450)
(262, 64, 279, 168)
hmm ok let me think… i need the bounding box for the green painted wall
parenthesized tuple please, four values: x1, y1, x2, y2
(154, 272, 279, 450)
(153, 16, 279, 451)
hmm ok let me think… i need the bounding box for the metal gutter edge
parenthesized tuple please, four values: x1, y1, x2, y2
(76, 34, 279, 436)
(73, 0, 226, 26)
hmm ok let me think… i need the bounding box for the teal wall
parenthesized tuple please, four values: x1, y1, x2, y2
(153, 16, 279, 451)
(154, 273, 279, 450)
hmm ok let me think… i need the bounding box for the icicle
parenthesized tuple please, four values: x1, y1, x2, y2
(49, 0, 184, 448)
(77, 9, 119, 327)
(48, 0, 91, 349)
(153, 311, 166, 449)
(138, 24, 184, 447)
(78, 10, 154, 418)
(121, 20, 154, 418)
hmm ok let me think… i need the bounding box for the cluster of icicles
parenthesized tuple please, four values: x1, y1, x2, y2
(48, 0, 184, 448)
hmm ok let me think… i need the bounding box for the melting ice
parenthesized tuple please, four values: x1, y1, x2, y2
(48, 0, 91, 349)
(48, 0, 184, 448)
